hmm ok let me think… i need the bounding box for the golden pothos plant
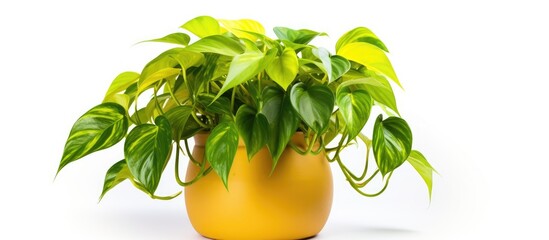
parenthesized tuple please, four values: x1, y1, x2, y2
(57, 16, 435, 201)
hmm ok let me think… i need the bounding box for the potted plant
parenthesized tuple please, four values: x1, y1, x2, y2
(57, 15, 435, 239)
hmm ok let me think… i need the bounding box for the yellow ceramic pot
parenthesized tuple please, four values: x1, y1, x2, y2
(185, 132, 333, 240)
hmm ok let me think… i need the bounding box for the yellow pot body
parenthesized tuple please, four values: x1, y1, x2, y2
(185, 133, 333, 240)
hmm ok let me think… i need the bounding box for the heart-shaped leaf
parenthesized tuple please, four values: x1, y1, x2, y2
(59, 103, 128, 173)
(140, 33, 191, 46)
(336, 84, 373, 140)
(338, 42, 401, 88)
(138, 67, 181, 94)
(372, 115, 413, 176)
(265, 47, 298, 90)
(289, 83, 334, 133)
(236, 105, 270, 159)
(261, 87, 299, 165)
(164, 106, 193, 141)
(180, 16, 221, 38)
(273, 27, 326, 45)
(197, 93, 231, 115)
(124, 116, 172, 194)
(206, 121, 239, 189)
(336, 26, 389, 52)
(407, 150, 436, 200)
(312, 47, 332, 81)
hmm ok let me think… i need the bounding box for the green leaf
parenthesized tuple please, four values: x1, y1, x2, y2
(141, 32, 191, 46)
(312, 47, 333, 81)
(289, 83, 334, 133)
(140, 48, 183, 86)
(330, 55, 351, 81)
(218, 18, 265, 41)
(164, 106, 193, 141)
(103, 93, 130, 111)
(181, 116, 204, 139)
(59, 103, 128, 172)
(407, 150, 435, 199)
(273, 27, 327, 45)
(100, 160, 131, 201)
(104, 72, 140, 100)
(341, 70, 399, 115)
(261, 87, 299, 164)
(265, 47, 298, 90)
(138, 68, 180, 93)
(216, 50, 268, 98)
(180, 16, 221, 38)
(236, 105, 269, 159)
(337, 42, 401, 88)
(205, 121, 239, 189)
(170, 50, 204, 70)
(124, 116, 172, 194)
(372, 115, 413, 176)
(336, 84, 373, 140)
(336, 27, 389, 52)
(197, 93, 232, 115)
(185, 35, 244, 56)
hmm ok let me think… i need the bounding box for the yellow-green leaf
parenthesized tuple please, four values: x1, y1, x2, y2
(407, 150, 436, 200)
(336, 27, 388, 52)
(140, 33, 191, 46)
(218, 18, 265, 41)
(100, 160, 131, 201)
(338, 42, 401, 88)
(185, 35, 244, 56)
(138, 68, 180, 93)
(180, 16, 221, 38)
(336, 84, 373, 140)
(104, 72, 140, 100)
(265, 47, 298, 90)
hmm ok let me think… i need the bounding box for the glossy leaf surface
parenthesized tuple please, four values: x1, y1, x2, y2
(336, 27, 388, 52)
(219, 18, 265, 41)
(124, 116, 172, 194)
(336, 85, 372, 140)
(100, 160, 131, 200)
(273, 27, 326, 45)
(104, 72, 140, 100)
(205, 121, 239, 189)
(236, 105, 269, 159)
(338, 42, 401, 88)
(261, 87, 299, 164)
(185, 35, 244, 56)
(372, 115, 413, 176)
(164, 106, 193, 141)
(59, 103, 128, 172)
(180, 16, 221, 38)
(290, 83, 334, 133)
(265, 47, 298, 90)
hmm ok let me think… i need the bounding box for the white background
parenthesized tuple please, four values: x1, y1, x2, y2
(1, 0, 548, 239)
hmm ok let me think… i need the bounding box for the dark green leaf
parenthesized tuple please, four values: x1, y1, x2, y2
(261, 87, 299, 164)
(181, 116, 204, 139)
(180, 16, 221, 38)
(104, 72, 140, 100)
(372, 115, 413, 176)
(336, 84, 373, 140)
(185, 35, 244, 56)
(141, 33, 191, 46)
(236, 105, 269, 159)
(197, 93, 231, 115)
(289, 83, 334, 133)
(164, 106, 193, 141)
(273, 27, 327, 45)
(206, 121, 239, 189)
(407, 150, 436, 199)
(336, 27, 389, 52)
(59, 103, 128, 172)
(100, 160, 131, 201)
(124, 116, 172, 194)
